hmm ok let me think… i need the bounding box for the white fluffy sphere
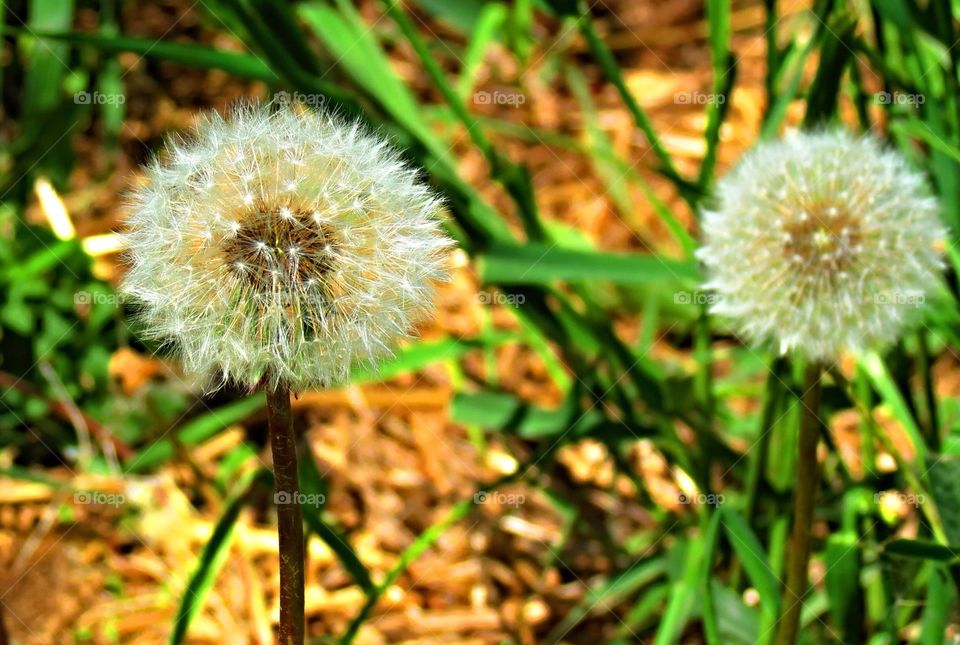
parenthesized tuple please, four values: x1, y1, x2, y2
(122, 102, 452, 390)
(697, 129, 946, 363)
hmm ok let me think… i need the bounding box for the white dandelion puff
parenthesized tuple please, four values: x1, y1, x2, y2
(697, 129, 946, 363)
(122, 101, 453, 390)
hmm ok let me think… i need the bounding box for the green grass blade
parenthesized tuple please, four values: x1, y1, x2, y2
(125, 395, 266, 473)
(299, 452, 375, 594)
(698, 0, 734, 188)
(456, 3, 507, 99)
(2, 28, 279, 82)
(477, 242, 700, 286)
(720, 508, 781, 622)
(168, 469, 269, 644)
(21, 0, 74, 114)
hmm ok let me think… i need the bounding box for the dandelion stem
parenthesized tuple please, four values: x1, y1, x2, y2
(266, 380, 305, 645)
(775, 363, 822, 645)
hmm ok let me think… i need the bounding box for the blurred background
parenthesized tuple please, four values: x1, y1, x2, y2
(2, 0, 960, 643)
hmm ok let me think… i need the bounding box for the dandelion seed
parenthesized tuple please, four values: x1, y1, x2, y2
(122, 101, 453, 390)
(697, 129, 946, 362)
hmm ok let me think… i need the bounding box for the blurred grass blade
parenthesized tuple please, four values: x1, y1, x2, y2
(2, 29, 279, 82)
(654, 539, 701, 645)
(169, 469, 269, 645)
(699, 510, 723, 644)
(720, 508, 781, 622)
(478, 242, 700, 286)
(891, 118, 960, 165)
(883, 538, 958, 562)
(22, 0, 74, 114)
(859, 352, 927, 460)
(560, 1, 684, 189)
(761, 26, 818, 139)
(565, 65, 695, 255)
(299, 452, 375, 594)
(341, 499, 475, 644)
(352, 333, 515, 384)
(546, 557, 666, 642)
(925, 455, 960, 546)
(456, 3, 507, 99)
(920, 565, 953, 644)
(407, 0, 487, 32)
(824, 533, 861, 642)
(299, 2, 446, 160)
(698, 0, 734, 187)
(125, 395, 266, 473)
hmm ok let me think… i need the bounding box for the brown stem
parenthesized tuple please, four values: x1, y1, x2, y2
(266, 380, 305, 645)
(775, 363, 822, 645)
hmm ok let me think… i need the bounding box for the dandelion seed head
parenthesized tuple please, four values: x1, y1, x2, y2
(122, 101, 453, 390)
(697, 129, 946, 362)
